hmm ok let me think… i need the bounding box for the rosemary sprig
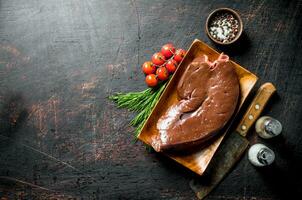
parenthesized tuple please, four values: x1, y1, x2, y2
(109, 82, 167, 138)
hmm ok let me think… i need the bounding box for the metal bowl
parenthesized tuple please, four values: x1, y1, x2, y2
(205, 8, 243, 45)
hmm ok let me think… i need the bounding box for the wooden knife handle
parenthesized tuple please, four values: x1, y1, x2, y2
(236, 82, 276, 137)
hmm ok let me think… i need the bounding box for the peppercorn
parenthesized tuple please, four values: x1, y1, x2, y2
(209, 13, 239, 43)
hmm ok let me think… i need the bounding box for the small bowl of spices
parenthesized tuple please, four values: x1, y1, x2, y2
(206, 8, 243, 45)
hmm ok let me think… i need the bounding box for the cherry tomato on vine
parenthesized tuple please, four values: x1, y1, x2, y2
(145, 74, 158, 87)
(156, 67, 169, 81)
(165, 59, 178, 74)
(161, 43, 176, 59)
(151, 52, 166, 66)
(142, 61, 156, 75)
(174, 49, 186, 63)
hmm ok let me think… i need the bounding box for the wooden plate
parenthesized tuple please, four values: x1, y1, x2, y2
(138, 39, 258, 175)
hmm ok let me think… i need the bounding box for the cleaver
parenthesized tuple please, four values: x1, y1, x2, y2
(190, 82, 276, 199)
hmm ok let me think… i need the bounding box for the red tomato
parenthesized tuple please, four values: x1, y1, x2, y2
(151, 52, 166, 66)
(145, 74, 158, 87)
(174, 49, 186, 63)
(156, 67, 169, 81)
(165, 59, 178, 74)
(142, 61, 156, 75)
(161, 43, 176, 59)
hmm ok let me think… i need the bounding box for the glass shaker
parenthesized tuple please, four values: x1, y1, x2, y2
(255, 116, 282, 139)
(248, 143, 275, 167)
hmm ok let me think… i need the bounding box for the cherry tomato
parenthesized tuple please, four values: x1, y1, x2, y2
(151, 52, 166, 66)
(142, 61, 156, 75)
(174, 49, 186, 63)
(165, 59, 178, 74)
(145, 74, 158, 87)
(161, 43, 176, 59)
(156, 67, 169, 81)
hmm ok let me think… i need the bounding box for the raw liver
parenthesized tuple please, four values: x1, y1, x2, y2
(152, 55, 239, 152)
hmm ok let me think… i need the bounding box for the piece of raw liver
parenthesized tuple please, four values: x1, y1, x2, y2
(152, 54, 239, 152)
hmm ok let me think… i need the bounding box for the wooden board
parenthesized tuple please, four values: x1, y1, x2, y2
(1, 1, 302, 199)
(138, 39, 258, 175)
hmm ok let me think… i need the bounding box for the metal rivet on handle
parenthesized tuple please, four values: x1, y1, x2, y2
(255, 104, 260, 110)
(241, 125, 247, 130)
(249, 114, 254, 120)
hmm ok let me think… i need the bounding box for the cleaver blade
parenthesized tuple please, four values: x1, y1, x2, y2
(190, 82, 276, 199)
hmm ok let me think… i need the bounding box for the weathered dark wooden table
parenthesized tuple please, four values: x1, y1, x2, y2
(1, 0, 301, 199)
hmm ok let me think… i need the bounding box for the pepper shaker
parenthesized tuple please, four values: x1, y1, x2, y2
(248, 143, 275, 167)
(255, 116, 282, 139)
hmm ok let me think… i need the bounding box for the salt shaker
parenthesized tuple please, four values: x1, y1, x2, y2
(248, 143, 275, 167)
(255, 116, 282, 139)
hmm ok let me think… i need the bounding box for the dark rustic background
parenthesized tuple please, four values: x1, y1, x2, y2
(1, 0, 302, 199)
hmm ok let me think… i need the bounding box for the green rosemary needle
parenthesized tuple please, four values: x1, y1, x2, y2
(109, 82, 167, 138)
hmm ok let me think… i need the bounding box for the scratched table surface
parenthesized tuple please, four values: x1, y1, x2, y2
(0, 0, 302, 199)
